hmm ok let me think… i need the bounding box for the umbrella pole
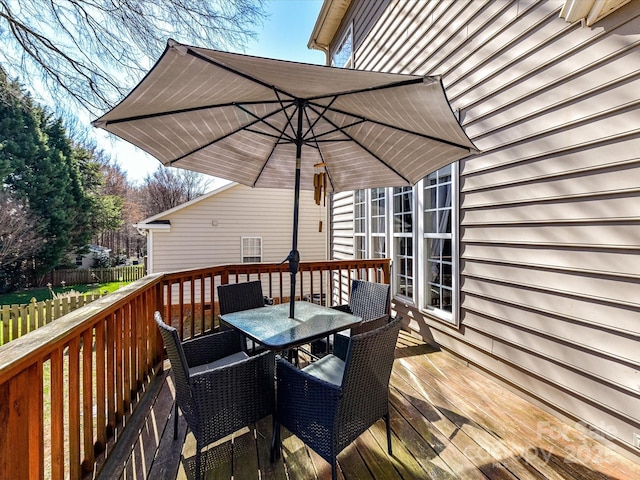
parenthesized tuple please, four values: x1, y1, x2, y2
(289, 100, 305, 318)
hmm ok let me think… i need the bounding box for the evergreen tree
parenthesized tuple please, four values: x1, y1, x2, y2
(0, 68, 105, 286)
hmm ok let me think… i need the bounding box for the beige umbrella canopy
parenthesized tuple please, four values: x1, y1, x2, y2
(94, 39, 478, 317)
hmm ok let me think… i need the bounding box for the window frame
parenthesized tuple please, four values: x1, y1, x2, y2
(241, 236, 262, 263)
(350, 163, 460, 326)
(370, 187, 387, 259)
(421, 163, 459, 325)
(353, 189, 367, 259)
(392, 186, 414, 300)
(332, 22, 353, 68)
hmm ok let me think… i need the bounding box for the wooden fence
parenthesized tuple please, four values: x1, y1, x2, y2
(48, 265, 145, 287)
(0, 292, 107, 346)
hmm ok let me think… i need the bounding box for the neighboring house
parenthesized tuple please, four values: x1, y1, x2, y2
(75, 245, 111, 269)
(135, 182, 327, 274)
(310, 0, 640, 462)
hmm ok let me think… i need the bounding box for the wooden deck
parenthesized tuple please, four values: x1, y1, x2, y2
(99, 331, 640, 480)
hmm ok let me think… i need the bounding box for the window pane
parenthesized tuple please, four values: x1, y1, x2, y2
(395, 236, 413, 298)
(372, 236, 386, 258)
(332, 27, 353, 67)
(242, 237, 262, 263)
(393, 187, 412, 233)
(371, 187, 385, 234)
(355, 236, 366, 259)
(354, 189, 366, 258)
(423, 164, 456, 318)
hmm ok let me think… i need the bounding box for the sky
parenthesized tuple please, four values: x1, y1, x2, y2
(97, 0, 326, 185)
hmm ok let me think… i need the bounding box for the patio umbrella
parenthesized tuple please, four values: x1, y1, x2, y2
(93, 39, 478, 317)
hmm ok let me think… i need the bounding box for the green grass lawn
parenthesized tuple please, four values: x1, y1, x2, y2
(0, 281, 130, 306)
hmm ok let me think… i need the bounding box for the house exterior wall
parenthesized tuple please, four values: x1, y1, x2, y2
(325, 0, 640, 460)
(146, 184, 327, 273)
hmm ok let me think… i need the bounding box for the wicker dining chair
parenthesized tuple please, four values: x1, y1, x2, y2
(218, 280, 269, 353)
(155, 312, 275, 480)
(273, 315, 402, 480)
(311, 279, 391, 356)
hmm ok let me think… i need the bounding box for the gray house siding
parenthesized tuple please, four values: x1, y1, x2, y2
(327, 0, 640, 460)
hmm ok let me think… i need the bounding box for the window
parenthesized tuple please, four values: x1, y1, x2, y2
(350, 164, 459, 324)
(332, 24, 353, 68)
(423, 164, 457, 320)
(241, 237, 262, 263)
(393, 187, 413, 298)
(75, 256, 83, 266)
(371, 188, 386, 258)
(354, 189, 366, 259)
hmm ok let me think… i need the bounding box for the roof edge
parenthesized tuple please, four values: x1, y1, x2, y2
(308, 0, 352, 64)
(138, 181, 237, 224)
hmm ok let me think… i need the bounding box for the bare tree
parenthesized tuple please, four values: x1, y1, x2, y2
(91, 150, 146, 257)
(0, 0, 266, 114)
(0, 192, 41, 268)
(139, 166, 211, 217)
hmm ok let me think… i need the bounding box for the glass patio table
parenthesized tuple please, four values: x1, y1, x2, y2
(219, 301, 361, 351)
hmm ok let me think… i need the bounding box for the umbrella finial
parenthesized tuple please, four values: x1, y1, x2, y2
(168, 38, 188, 56)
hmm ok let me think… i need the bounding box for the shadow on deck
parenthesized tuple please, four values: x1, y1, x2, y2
(99, 331, 640, 480)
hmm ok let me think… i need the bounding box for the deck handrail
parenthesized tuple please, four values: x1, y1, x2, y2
(0, 258, 390, 480)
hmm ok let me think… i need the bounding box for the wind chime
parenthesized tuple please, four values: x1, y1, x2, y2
(313, 162, 327, 232)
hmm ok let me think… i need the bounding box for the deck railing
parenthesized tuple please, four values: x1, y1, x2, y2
(0, 259, 390, 480)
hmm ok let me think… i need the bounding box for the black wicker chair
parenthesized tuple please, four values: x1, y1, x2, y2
(273, 315, 402, 480)
(218, 280, 269, 353)
(311, 279, 391, 356)
(155, 312, 275, 480)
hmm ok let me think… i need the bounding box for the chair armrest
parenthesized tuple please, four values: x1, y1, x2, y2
(333, 315, 394, 359)
(182, 329, 243, 367)
(331, 304, 352, 314)
(277, 358, 341, 404)
(333, 334, 350, 360)
(276, 357, 341, 430)
(190, 349, 276, 413)
(351, 315, 389, 336)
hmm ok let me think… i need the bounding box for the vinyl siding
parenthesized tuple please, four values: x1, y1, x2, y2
(147, 184, 327, 273)
(328, 0, 640, 460)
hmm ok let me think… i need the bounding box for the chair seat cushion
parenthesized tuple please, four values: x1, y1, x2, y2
(189, 351, 249, 375)
(302, 354, 345, 386)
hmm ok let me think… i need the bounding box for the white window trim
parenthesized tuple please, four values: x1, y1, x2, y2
(391, 187, 415, 302)
(354, 189, 367, 259)
(370, 187, 387, 259)
(351, 165, 460, 326)
(419, 163, 459, 326)
(241, 236, 262, 263)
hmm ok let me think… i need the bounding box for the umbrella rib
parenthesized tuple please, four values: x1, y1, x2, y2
(167, 107, 284, 164)
(275, 90, 301, 144)
(302, 96, 337, 140)
(253, 127, 289, 188)
(314, 102, 474, 151)
(305, 76, 427, 102)
(185, 47, 300, 102)
(97, 100, 285, 125)
(235, 102, 296, 142)
(301, 107, 336, 193)
(309, 104, 412, 185)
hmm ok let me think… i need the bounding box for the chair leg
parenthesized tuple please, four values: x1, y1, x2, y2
(195, 446, 201, 480)
(174, 402, 178, 440)
(384, 413, 393, 455)
(270, 417, 281, 462)
(331, 461, 337, 480)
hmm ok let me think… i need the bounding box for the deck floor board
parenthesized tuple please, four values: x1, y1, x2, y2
(102, 331, 640, 480)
